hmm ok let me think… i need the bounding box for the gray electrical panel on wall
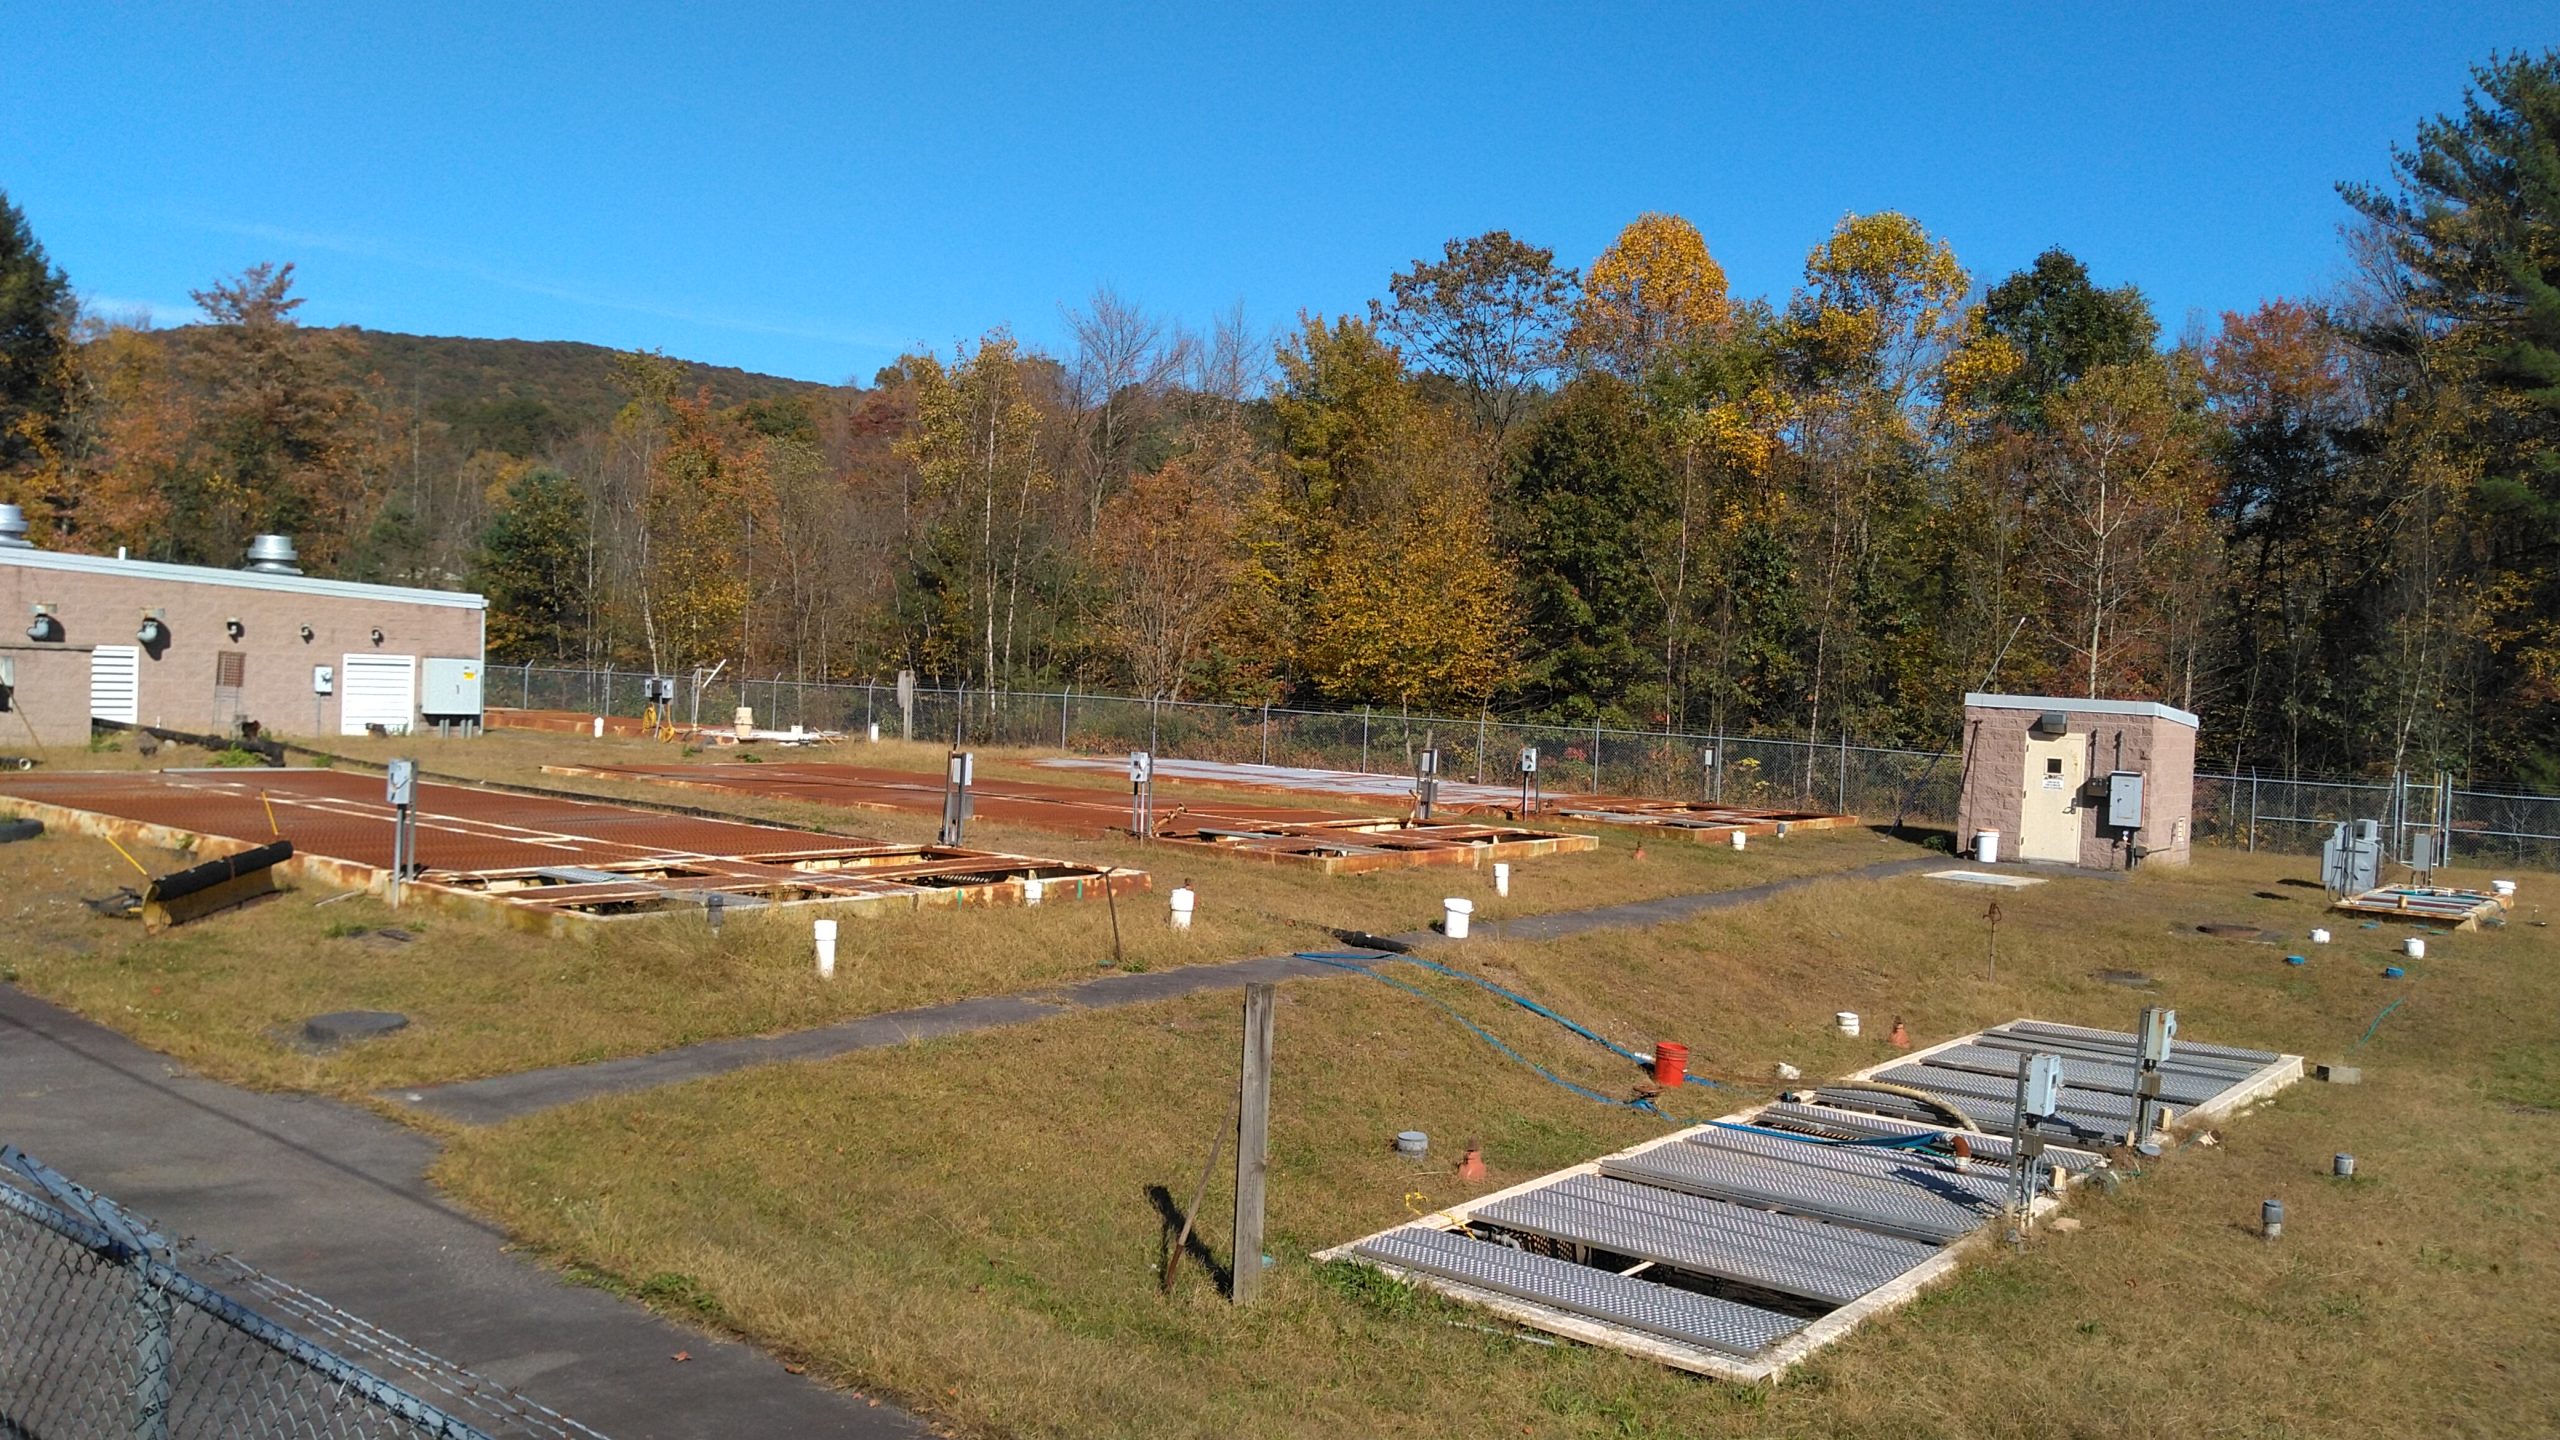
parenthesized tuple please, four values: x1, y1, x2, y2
(420, 657, 484, 717)
(2106, 771, 2144, 829)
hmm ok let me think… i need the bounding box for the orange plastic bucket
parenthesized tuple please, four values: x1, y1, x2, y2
(1652, 1041, 1689, 1088)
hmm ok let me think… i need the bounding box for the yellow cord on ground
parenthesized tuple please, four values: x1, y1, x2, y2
(260, 790, 280, 836)
(103, 834, 151, 878)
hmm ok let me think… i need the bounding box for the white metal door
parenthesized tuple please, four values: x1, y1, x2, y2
(340, 654, 417, 735)
(2018, 732, 2086, 862)
(89, 645, 139, 724)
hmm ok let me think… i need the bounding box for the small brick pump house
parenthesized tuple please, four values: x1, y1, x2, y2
(1954, 693, 2197, 870)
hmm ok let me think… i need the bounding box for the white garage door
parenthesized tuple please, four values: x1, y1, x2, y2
(89, 645, 139, 724)
(340, 654, 418, 735)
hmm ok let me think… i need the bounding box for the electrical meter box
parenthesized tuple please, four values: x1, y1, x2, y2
(385, 758, 417, 807)
(2137, 1006, 2178, 1068)
(1418, 748, 1439, 777)
(419, 657, 484, 717)
(312, 665, 334, 696)
(2022, 1053, 2066, 1117)
(2106, 770, 2145, 829)
(1128, 751, 1152, 784)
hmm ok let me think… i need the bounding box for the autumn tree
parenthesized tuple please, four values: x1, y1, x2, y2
(898, 331, 1054, 690)
(1505, 373, 1668, 720)
(1372, 230, 1576, 442)
(473, 465, 592, 664)
(1568, 214, 1731, 380)
(2345, 48, 2560, 767)
(1091, 448, 1254, 698)
(2025, 359, 2219, 700)
(178, 263, 386, 568)
(1978, 248, 2159, 429)
(639, 392, 765, 677)
(1063, 287, 1189, 533)
(0, 190, 74, 492)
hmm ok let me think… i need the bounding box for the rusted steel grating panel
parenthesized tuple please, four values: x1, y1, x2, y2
(548, 760, 1595, 872)
(0, 768, 1142, 923)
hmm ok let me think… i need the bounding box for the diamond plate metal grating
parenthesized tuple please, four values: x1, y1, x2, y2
(1476, 1175, 1931, 1307)
(1353, 1225, 1807, 1358)
(1748, 1104, 2105, 1172)
(1600, 1141, 1995, 1245)
(1681, 1127, 2013, 1204)
(1913, 1043, 2228, 1106)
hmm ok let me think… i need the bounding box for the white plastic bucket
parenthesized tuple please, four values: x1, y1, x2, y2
(591, 716, 605, 738)
(1444, 897, 1474, 939)
(868, 722, 881, 743)
(1730, 830, 1748, 851)
(1975, 830, 2001, 864)
(1023, 878, 1044, 906)
(2310, 928, 2331, 945)
(1169, 886, 1196, 931)
(1492, 862, 1511, 898)
(813, 918, 839, 978)
(1836, 1011, 1861, 1038)
(2403, 936, 2426, 960)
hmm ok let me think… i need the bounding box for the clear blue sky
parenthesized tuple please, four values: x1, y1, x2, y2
(6, 3, 2553, 385)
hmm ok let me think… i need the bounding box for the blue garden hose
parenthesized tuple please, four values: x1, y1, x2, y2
(1290, 949, 1956, 1154)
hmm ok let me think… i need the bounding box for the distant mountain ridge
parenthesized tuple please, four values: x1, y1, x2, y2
(142, 324, 833, 445)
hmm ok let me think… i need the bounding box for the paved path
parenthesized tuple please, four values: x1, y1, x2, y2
(0, 985, 925, 1440)
(398, 853, 1940, 1126)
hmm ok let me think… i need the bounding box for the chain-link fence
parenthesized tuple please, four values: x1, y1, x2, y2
(497, 665, 1962, 823)
(2195, 771, 2560, 868)
(0, 1144, 606, 1440)
(493, 665, 2560, 861)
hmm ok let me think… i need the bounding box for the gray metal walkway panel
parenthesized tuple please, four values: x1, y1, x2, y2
(1915, 1042, 2227, 1107)
(1749, 1104, 2105, 1172)
(1987, 1019, 2279, 1067)
(1475, 1174, 1932, 1307)
(1871, 1063, 2136, 1126)
(1967, 1029, 2265, 1086)
(1805, 1085, 2123, 1146)
(1353, 1225, 1807, 1358)
(1534, 1172, 1940, 1268)
(1681, 1126, 2013, 1205)
(1601, 1140, 1996, 1245)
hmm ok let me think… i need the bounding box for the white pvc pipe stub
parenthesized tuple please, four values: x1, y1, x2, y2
(814, 917, 839, 978)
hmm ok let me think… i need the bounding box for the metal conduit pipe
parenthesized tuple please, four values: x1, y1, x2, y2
(1815, 1079, 1984, 1133)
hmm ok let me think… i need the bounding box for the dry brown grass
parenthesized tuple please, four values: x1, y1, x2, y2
(0, 730, 1910, 1095)
(433, 849, 2560, 1438)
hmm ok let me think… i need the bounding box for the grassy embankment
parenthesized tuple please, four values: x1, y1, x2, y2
(0, 729, 1914, 1096)
(428, 847, 2560, 1438)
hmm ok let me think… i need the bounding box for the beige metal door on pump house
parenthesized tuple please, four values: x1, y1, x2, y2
(2018, 732, 2086, 862)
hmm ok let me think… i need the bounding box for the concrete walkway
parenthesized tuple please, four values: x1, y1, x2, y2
(397, 853, 1941, 1126)
(0, 985, 924, 1440)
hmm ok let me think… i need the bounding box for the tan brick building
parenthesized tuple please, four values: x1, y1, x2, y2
(0, 516, 485, 741)
(1954, 692, 2197, 870)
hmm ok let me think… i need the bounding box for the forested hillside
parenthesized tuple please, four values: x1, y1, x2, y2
(2, 50, 2556, 783)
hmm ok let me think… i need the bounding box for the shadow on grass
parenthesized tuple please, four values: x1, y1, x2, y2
(1146, 1183, 1234, 1296)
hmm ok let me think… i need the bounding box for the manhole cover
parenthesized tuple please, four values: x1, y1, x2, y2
(303, 1011, 410, 1046)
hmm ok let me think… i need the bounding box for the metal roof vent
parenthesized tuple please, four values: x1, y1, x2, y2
(244, 533, 301, 575)
(0, 504, 31, 549)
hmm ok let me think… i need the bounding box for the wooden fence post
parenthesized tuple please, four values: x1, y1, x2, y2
(1233, 982, 1275, 1304)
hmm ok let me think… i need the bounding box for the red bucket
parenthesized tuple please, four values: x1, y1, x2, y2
(1652, 1041, 1689, 1088)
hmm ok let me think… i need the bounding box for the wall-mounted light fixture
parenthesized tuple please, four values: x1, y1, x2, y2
(136, 609, 168, 647)
(369, 627, 385, 645)
(225, 617, 245, 641)
(299, 624, 314, 642)
(25, 603, 61, 643)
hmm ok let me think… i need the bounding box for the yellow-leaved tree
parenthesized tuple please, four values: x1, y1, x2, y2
(1569, 213, 1732, 378)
